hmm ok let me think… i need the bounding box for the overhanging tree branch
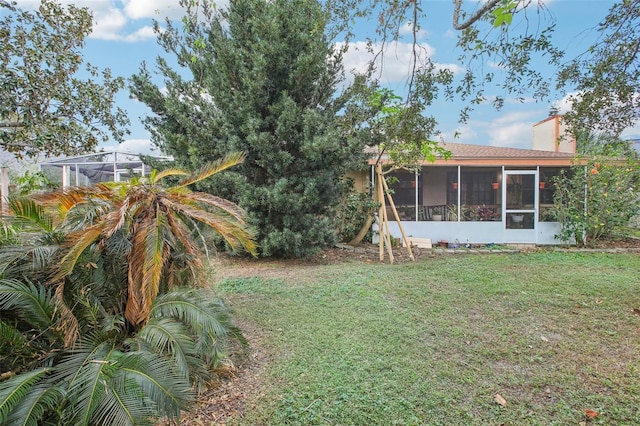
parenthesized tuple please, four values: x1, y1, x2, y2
(452, 0, 502, 30)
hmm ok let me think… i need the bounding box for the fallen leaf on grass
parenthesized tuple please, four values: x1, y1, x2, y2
(494, 393, 507, 407)
(540, 335, 549, 342)
(585, 409, 599, 418)
(633, 308, 640, 316)
(595, 299, 603, 304)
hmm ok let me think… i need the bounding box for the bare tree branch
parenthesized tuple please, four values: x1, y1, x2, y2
(452, 0, 501, 30)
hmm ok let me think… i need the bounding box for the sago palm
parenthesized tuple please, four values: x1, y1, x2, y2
(35, 151, 257, 328)
(0, 153, 257, 425)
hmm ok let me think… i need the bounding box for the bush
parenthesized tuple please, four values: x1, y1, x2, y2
(552, 156, 640, 245)
(335, 184, 378, 243)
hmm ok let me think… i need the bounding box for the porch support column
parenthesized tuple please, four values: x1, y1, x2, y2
(457, 166, 461, 222)
(414, 169, 419, 221)
(62, 165, 70, 188)
(0, 167, 8, 213)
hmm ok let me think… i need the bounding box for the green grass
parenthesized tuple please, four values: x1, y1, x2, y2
(213, 252, 640, 425)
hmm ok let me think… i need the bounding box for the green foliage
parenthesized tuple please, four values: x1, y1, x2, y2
(368, 88, 451, 170)
(131, 0, 375, 258)
(552, 155, 640, 246)
(558, 0, 640, 135)
(0, 0, 129, 158)
(335, 182, 378, 243)
(10, 171, 58, 195)
(0, 159, 255, 424)
(491, 0, 518, 28)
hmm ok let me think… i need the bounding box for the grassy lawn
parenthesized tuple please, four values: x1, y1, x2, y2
(213, 252, 640, 425)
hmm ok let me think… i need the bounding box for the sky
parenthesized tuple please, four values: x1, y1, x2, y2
(6, 0, 640, 159)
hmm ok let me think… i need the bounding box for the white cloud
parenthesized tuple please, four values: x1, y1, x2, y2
(443, 29, 457, 39)
(621, 121, 640, 139)
(339, 40, 462, 85)
(551, 92, 578, 114)
(486, 121, 532, 148)
(121, 26, 157, 43)
(101, 138, 160, 155)
(123, 0, 185, 20)
(88, 4, 129, 41)
(398, 21, 428, 40)
(485, 111, 543, 148)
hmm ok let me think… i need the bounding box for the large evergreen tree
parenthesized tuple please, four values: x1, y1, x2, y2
(131, 0, 371, 258)
(0, 0, 128, 158)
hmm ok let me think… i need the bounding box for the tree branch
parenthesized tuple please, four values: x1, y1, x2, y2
(452, 0, 502, 30)
(0, 121, 25, 128)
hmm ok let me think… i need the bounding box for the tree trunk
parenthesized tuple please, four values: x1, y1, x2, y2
(348, 214, 375, 246)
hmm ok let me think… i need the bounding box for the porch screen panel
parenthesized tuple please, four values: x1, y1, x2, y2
(459, 171, 494, 205)
(387, 171, 421, 221)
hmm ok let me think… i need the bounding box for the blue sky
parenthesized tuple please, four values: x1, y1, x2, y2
(10, 0, 640, 157)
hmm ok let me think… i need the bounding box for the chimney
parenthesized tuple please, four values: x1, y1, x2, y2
(532, 114, 575, 153)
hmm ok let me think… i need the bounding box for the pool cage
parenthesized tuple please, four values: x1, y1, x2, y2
(40, 151, 172, 187)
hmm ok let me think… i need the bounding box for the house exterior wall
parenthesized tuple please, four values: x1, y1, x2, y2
(344, 170, 369, 193)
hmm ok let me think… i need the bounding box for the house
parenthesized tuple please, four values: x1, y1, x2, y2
(364, 115, 578, 246)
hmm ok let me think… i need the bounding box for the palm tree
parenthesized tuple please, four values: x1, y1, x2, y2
(0, 153, 257, 425)
(36, 151, 257, 328)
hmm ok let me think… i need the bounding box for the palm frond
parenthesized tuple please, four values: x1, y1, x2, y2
(175, 191, 249, 221)
(53, 284, 80, 347)
(0, 243, 61, 280)
(54, 225, 104, 281)
(57, 339, 117, 425)
(141, 208, 168, 323)
(61, 198, 114, 233)
(152, 168, 189, 183)
(0, 368, 51, 423)
(117, 350, 193, 420)
(4, 384, 64, 426)
(150, 289, 246, 367)
(0, 319, 28, 351)
(135, 318, 202, 381)
(159, 198, 257, 256)
(0, 279, 57, 335)
(125, 208, 169, 326)
(163, 209, 203, 275)
(6, 196, 53, 233)
(0, 320, 34, 372)
(172, 152, 245, 189)
(90, 376, 149, 426)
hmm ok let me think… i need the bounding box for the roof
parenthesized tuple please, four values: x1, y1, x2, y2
(39, 150, 172, 165)
(39, 150, 173, 185)
(368, 142, 577, 167)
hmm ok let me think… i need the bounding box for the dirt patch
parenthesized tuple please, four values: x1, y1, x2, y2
(157, 320, 270, 426)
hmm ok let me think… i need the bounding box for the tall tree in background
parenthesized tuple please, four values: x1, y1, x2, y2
(370, 0, 639, 137)
(131, 0, 372, 258)
(0, 0, 128, 158)
(557, 0, 640, 136)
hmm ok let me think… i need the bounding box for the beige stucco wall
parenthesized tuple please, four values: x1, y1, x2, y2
(532, 115, 575, 153)
(344, 169, 369, 193)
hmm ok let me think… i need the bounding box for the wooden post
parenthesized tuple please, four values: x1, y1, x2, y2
(376, 164, 392, 262)
(374, 163, 416, 263)
(379, 168, 415, 261)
